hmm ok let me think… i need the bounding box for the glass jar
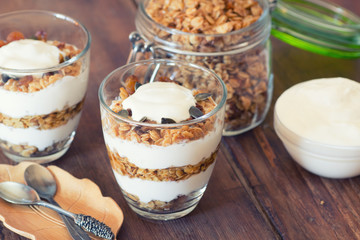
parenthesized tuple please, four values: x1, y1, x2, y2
(129, 0, 360, 136)
(133, 0, 272, 136)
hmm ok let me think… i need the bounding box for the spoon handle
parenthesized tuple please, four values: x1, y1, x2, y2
(37, 200, 114, 240)
(37, 199, 76, 218)
(48, 198, 91, 240)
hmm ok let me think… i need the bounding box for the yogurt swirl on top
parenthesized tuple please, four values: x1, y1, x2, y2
(122, 82, 196, 123)
(0, 39, 61, 69)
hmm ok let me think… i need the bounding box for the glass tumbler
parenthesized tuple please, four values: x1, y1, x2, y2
(99, 59, 227, 220)
(0, 10, 91, 163)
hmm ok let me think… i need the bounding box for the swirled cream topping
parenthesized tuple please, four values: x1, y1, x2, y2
(122, 82, 196, 123)
(0, 39, 62, 69)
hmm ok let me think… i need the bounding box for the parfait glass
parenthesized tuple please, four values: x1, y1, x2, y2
(0, 10, 91, 163)
(99, 59, 227, 220)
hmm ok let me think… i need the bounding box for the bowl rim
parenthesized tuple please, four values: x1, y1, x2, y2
(274, 109, 360, 152)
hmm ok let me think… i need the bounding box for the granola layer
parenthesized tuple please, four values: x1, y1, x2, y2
(123, 189, 198, 211)
(0, 136, 72, 158)
(0, 98, 84, 130)
(109, 145, 218, 181)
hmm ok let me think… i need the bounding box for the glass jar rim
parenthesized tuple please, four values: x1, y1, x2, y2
(137, 0, 360, 58)
(99, 59, 227, 128)
(0, 10, 91, 73)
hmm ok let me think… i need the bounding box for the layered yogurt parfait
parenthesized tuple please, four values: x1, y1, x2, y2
(0, 11, 90, 163)
(99, 59, 226, 220)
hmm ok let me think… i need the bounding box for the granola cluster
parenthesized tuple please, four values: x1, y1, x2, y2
(146, 0, 262, 34)
(144, 0, 270, 133)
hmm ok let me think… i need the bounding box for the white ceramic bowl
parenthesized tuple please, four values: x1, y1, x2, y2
(274, 78, 360, 178)
(274, 112, 360, 178)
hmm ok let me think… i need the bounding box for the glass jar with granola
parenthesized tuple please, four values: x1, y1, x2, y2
(129, 0, 360, 136)
(132, 0, 272, 136)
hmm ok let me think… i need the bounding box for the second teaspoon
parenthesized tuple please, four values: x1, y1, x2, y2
(24, 164, 91, 240)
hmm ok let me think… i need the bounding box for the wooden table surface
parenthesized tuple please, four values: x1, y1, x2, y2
(0, 1, 359, 239)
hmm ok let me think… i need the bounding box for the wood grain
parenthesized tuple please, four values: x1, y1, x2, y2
(0, 0, 359, 240)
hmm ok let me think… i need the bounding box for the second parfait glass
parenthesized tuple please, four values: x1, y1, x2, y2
(0, 10, 91, 163)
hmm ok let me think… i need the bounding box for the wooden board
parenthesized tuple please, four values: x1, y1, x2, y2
(0, 162, 123, 240)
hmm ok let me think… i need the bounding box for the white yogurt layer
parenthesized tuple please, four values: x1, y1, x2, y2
(113, 162, 215, 203)
(0, 39, 62, 69)
(122, 82, 196, 123)
(276, 77, 360, 146)
(0, 69, 89, 118)
(0, 113, 81, 151)
(104, 121, 222, 169)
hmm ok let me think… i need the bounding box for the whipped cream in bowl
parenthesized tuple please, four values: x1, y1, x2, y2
(274, 77, 360, 178)
(0, 10, 91, 163)
(99, 59, 227, 220)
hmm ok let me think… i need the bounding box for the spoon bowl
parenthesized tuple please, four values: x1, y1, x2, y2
(0, 181, 40, 205)
(24, 164, 58, 201)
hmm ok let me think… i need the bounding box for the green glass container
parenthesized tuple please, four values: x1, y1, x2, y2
(271, 0, 360, 59)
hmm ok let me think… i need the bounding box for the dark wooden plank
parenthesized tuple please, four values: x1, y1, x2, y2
(223, 0, 360, 238)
